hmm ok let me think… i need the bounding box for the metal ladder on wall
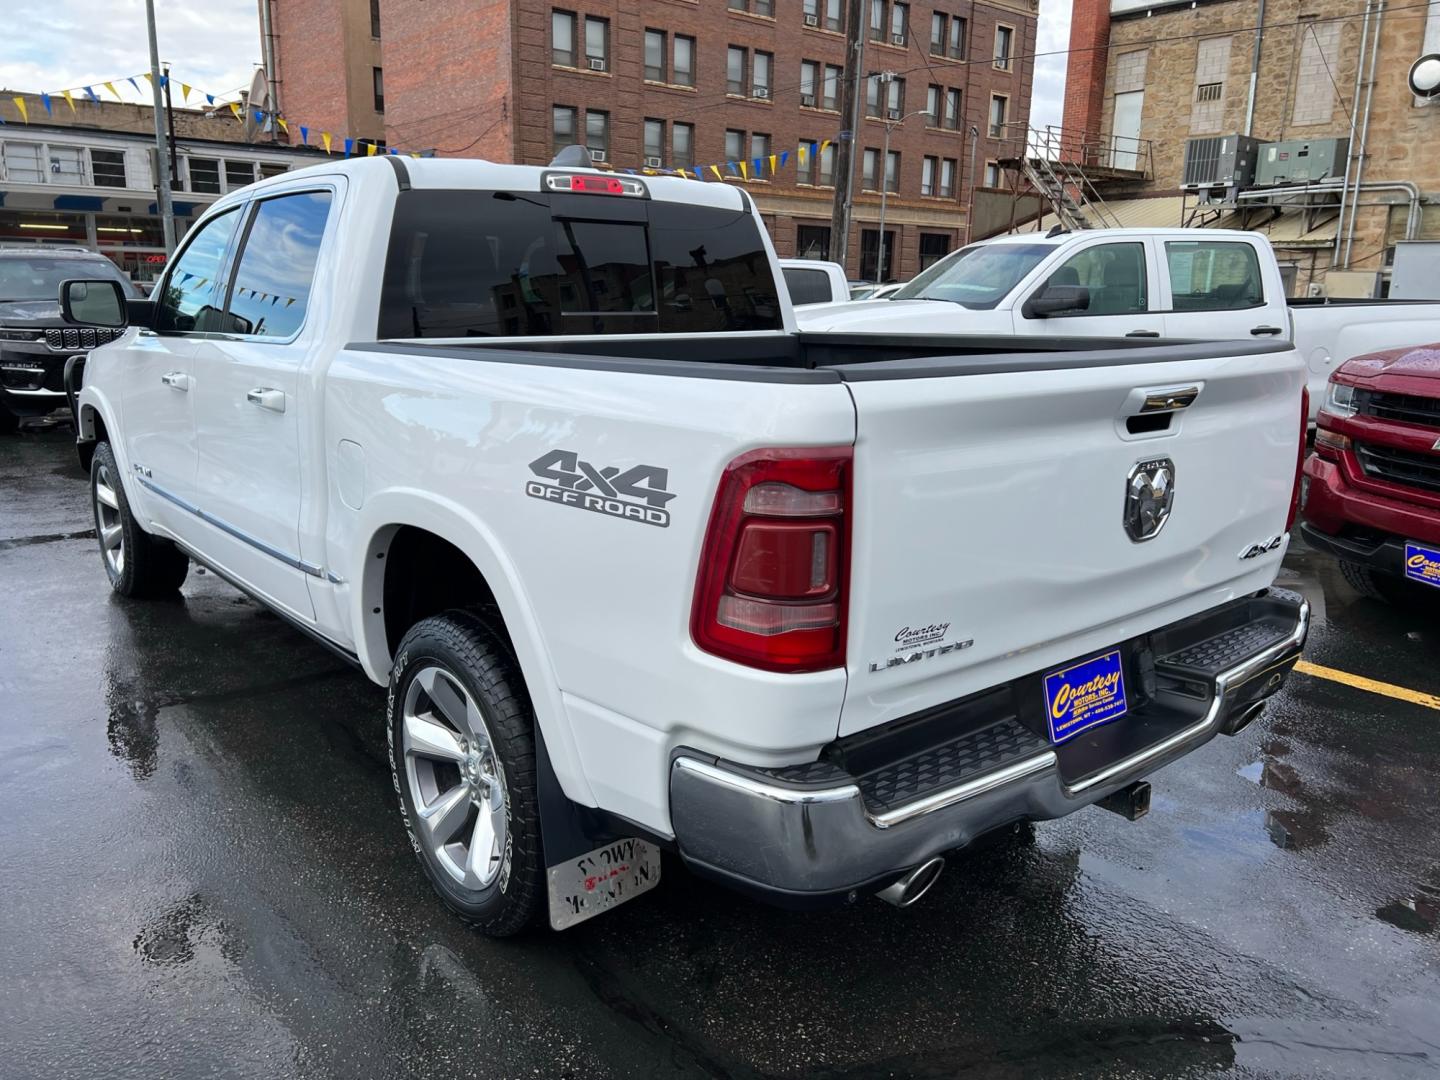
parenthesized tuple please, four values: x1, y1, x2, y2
(1022, 154, 1123, 231)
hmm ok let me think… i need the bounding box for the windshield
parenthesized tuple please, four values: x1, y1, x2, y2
(891, 243, 1054, 309)
(0, 255, 135, 302)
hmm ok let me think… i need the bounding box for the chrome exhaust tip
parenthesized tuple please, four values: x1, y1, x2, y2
(877, 857, 945, 908)
(1224, 701, 1267, 736)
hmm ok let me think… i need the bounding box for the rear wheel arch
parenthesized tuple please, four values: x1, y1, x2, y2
(355, 513, 595, 808)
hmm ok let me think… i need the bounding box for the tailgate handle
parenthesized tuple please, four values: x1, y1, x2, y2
(1251, 325, 1284, 336)
(1138, 386, 1200, 414)
(1125, 329, 1161, 338)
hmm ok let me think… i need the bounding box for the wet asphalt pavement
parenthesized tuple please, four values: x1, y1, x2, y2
(2, 427, 1439, 1080)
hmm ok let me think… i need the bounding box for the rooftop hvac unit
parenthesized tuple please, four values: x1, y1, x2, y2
(1253, 138, 1350, 186)
(1181, 134, 1263, 191)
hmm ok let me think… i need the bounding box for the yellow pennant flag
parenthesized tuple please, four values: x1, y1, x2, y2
(409, 152, 421, 158)
(104, 81, 121, 101)
(321, 132, 333, 154)
(366, 142, 377, 156)
(798, 143, 809, 165)
(12, 96, 29, 123)
(768, 154, 778, 175)
(180, 83, 192, 103)
(62, 89, 76, 113)
(820, 139, 832, 153)
(276, 117, 288, 134)
(228, 101, 241, 119)
(710, 164, 723, 181)
(739, 160, 749, 179)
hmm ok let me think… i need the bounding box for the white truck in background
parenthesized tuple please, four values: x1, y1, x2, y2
(779, 258, 850, 306)
(796, 228, 1440, 420)
(62, 159, 1309, 936)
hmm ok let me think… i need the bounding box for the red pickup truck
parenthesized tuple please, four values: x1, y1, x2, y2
(1301, 344, 1440, 600)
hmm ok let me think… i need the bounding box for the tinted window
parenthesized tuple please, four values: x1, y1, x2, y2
(1041, 242, 1147, 315)
(1166, 241, 1265, 311)
(223, 192, 331, 338)
(893, 242, 1052, 309)
(155, 208, 242, 333)
(0, 255, 135, 302)
(377, 189, 782, 338)
(784, 266, 835, 305)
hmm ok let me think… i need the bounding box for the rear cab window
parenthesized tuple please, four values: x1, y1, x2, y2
(784, 266, 836, 306)
(377, 187, 783, 338)
(1165, 240, 1265, 311)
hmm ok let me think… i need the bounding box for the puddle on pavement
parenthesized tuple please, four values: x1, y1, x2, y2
(1376, 868, 1440, 935)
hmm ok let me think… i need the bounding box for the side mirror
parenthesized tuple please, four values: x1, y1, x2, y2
(1023, 284, 1090, 318)
(60, 279, 127, 328)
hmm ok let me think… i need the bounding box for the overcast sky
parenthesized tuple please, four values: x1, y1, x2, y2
(3, 0, 1071, 132)
(0, 0, 262, 105)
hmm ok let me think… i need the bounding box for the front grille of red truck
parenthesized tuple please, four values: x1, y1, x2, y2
(1358, 390, 1440, 430)
(1355, 441, 1440, 495)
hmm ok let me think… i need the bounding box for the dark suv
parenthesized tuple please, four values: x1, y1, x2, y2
(0, 246, 141, 433)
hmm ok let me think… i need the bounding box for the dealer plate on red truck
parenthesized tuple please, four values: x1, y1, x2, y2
(1044, 650, 1129, 744)
(546, 838, 662, 930)
(1405, 542, 1440, 589)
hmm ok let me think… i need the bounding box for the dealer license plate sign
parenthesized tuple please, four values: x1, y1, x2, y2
(1044, 649, 1128, 744)
(546, 837, 662, 930)
(1404, 542, 1440, 589)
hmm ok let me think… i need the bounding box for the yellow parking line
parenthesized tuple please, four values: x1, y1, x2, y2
(1294, 660, 1440, 711)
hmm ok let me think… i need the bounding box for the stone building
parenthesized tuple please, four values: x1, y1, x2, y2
(1060, 0, 1440, 295)
(269, 0, 1039, 280)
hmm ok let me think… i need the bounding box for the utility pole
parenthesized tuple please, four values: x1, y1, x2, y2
(144, 0, 176, 254)
(163, 65, 180, 192)
(829, 0, 866, 274)
(964, 124, 979, 244)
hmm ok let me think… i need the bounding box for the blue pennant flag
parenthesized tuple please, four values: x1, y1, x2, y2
(299, 125, 309, 145)
(128, 77, 141, 95)
(158, 74, 168, 89)
(40, 92, 52, 115)
(254, 110, 264, 124)
(83, 86, 99, 103)
(726, 161, 738, 175)
(206, 93, 215, 105)
(779, 150, 789, 167)
(343, 137, 354, 157)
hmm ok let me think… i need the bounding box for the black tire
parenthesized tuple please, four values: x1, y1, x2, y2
(387, 611, 544, 937)
(1339, 559, 1387, 602)
(90, 441, 189, 598)
(0, 404, 18, 435)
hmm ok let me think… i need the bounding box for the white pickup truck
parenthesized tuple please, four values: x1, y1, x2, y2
(797, 228, 1440, 420)
(61, 158, 1309, 935)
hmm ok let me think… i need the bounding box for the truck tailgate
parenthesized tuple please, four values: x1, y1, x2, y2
(836, 345, 1305, 737)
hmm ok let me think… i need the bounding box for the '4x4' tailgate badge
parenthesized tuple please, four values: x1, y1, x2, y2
(526, 449, 676, 528)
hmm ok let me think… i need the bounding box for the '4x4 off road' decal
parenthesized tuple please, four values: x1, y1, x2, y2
(526, 449, 676, 528)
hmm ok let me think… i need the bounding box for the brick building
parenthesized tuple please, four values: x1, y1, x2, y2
(1060, 0, 1440, 295)
(271, 0, 1038, 280)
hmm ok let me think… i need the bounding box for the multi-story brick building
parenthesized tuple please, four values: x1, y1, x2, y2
(271, 0, 1038, 280)
(1060, 0, 1440, 295)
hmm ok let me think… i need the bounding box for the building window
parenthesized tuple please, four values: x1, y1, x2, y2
(886, 77, 904, 117)
(645, 29, 667, 82)
(585, 110, 609, 161)
(825, 0, 843, 31)
(187, 156, 221, 194)
(224, 160, 256, 191)
(919, 232, 950, 270)
(993, 25, 1013, 70)
(673, 122, 694, 168)
(869, 0, 885, 42)
(862, 147, 879, 190)
(944, 87, 960, 130)
(753, 51, 773, 98)
(552, 10, 576, 67)
(925, 84, 940, 125)
(552, 105, 577, 155)
(1190, 36, 1232, 133)
(866, 76, 903, 118)
(804, 0, 840, 29)
(930, 12, 945, 55)
(939, 157, 956, 197)
(644, 119, 665, 165)
(727, 46, 747, 95)
(585, 16, 609, 69)
(884, 150, 900, 193)
(921, 155, 936, 196)
(750, 132, 772, 166)
(1196, 82, 1222, 102)
(859, 228, 895, 282)
(1, 142, 43, 183)
(988, 95, 1008, 138)
(370, 0, 381, 38)
(818, 141, 836, 185)
(674, 35, 696, 86)
(47, 146, 85, 185)
(801, 60, 819, 107)
(796, 224, 831, 260)
(258, 162, 289, 179)
(372, 67, 384, 112)
(866, 76, 881, 117)
(731, 0, 772, 13)
(984, 161, 1001, 187)
(725, 129, 745, 162)
(823, 64, 842, 110)
(948, 15, 965, 58)
(889, 1, 909, 45)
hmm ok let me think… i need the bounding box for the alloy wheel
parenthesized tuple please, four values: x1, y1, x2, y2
(94, 462, 125, 578)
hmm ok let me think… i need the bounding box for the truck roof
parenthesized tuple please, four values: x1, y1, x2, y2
(979, 227, 1270, 246)
(239, 155, 751, 212)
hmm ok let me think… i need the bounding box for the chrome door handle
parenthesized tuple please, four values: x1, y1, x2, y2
(1125, 329, 1161, 338)
(160, 371, 190, 391)
(246, 387, 286, 413)
(1251, 325, 1284, 336)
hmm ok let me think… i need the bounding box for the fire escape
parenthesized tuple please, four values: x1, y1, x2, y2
(993, 126, 1155, 232)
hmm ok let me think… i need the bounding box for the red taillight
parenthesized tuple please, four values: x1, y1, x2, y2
(691, 447, 852, 673)
(571, 174, 626, 195)
(1287, 387, 1309, 531)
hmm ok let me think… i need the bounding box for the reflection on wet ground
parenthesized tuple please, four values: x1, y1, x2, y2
(2, 429, 1439, 1079)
